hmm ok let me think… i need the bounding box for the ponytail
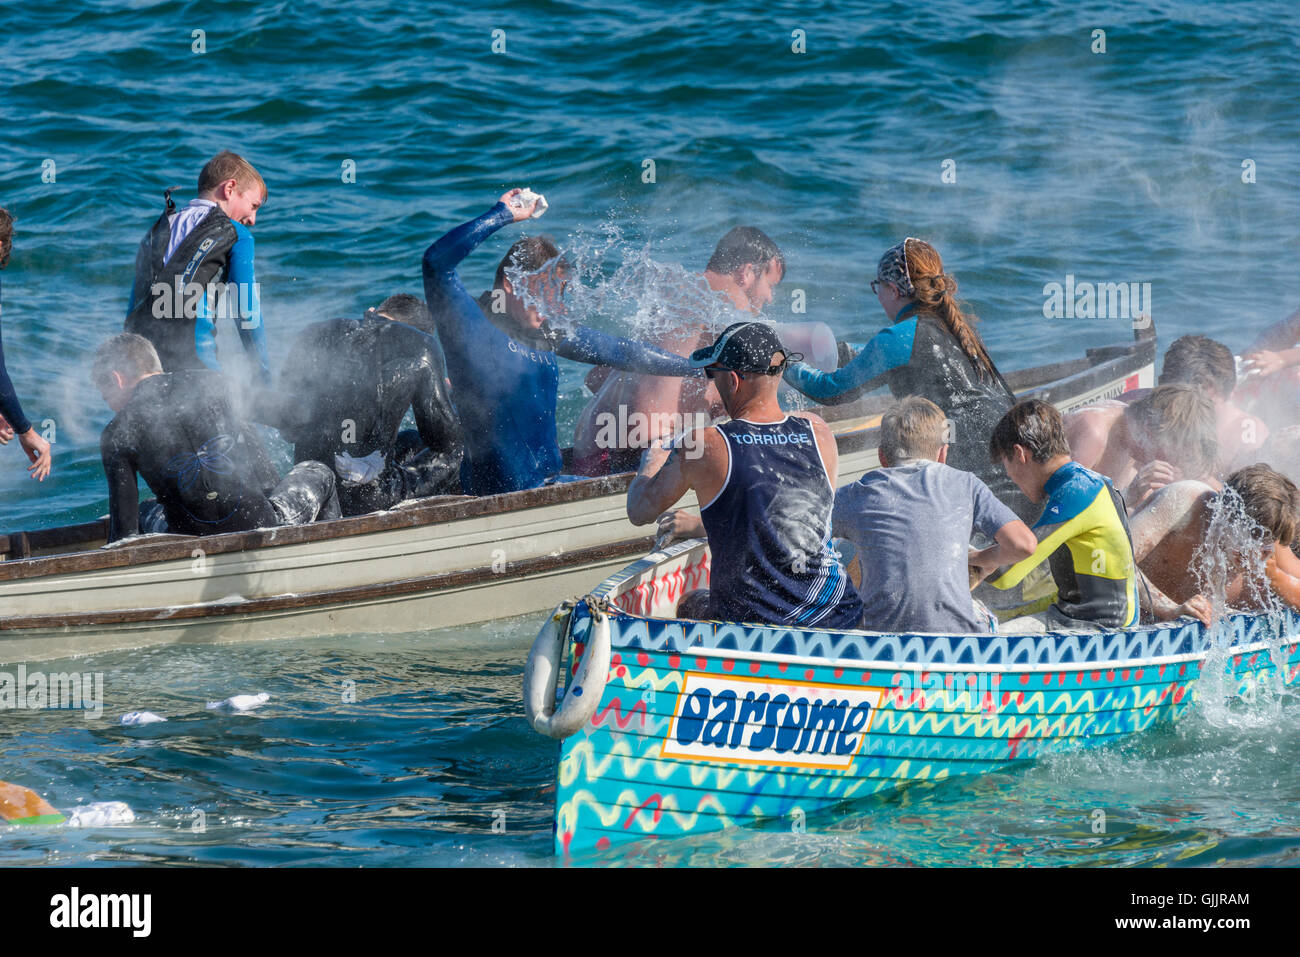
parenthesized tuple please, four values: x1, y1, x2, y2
(904, 241, 1000, 384)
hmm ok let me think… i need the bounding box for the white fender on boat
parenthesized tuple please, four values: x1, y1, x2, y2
(524, 597, 612, 739)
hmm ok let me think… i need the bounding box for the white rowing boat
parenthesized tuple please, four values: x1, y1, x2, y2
(0, 326, 1154, 662)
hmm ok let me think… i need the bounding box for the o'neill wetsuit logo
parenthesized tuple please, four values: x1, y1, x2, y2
(662, 672, 883, 770)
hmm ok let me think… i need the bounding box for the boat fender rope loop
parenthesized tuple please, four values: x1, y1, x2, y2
(523, 595, 613, 740)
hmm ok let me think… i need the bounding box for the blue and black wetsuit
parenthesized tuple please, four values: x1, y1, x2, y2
(422, 202, 696, 496)
(700, 416, 864, 630)
(784, 303, 1027, 517)
(125, 195, 270, 384)
(0, 274, 32, 435)
(989, 461, 1139, 629)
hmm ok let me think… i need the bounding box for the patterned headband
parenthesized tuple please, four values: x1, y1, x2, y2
(877, 237, 919, 297)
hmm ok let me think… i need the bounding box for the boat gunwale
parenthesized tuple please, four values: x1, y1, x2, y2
(586, 537, 1297, 673)
(0, 534, 657, 632)
(0, 328, 1154, 582)
(588, 606, 1292, 673)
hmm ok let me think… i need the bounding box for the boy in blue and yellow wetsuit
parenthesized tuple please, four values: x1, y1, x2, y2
(983, 399, 1140, 632)
(422, 189, 697, 496)
(125, 151, 270, 385)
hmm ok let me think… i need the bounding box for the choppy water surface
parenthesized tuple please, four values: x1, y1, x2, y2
(2, 619, 1296, 867)
(2, 0, 1300, 865)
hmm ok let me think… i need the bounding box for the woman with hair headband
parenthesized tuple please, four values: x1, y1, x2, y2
(783, 237, 1025, 516)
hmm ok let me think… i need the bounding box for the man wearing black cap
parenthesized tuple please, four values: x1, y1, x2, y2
(627, 321, 864, 629)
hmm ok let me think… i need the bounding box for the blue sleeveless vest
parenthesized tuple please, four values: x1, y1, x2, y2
(700, 416, 863, 630)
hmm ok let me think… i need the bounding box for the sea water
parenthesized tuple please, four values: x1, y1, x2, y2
(1, 0, 1299, 865)
(2, 615, 1296, 867)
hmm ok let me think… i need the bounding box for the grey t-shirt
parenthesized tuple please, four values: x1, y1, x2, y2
(832, 459, 1019, 634)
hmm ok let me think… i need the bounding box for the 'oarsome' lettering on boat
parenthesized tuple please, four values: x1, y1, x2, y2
(662, 673, 884, 770)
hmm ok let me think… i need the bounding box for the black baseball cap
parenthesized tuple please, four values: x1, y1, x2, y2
(689, 321, 802, 374)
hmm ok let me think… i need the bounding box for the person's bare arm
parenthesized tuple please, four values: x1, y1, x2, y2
(627, 427, 724, 526)
(1119, 483, 1215, 624)
(1243, 347, 1300, 378)
(1124, 460, 1178, 508)
(1095, 412, 1137, 488)
(1127, 481, 1210, 563)
(18, 427, 51, 481)
(627, 445, 688, 526)
(1140, 571, 1212, 626)
(655, 509, 705, 547)
(1065, 406, 1119, 471)
(970, 520, 1037, 583)
(1264, 544, 1300, 612)
(1274, 541, 1300, 577)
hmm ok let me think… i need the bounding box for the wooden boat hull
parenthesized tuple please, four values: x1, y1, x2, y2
(549, 541, 1300, 857)
(0, 329, 1155, 661)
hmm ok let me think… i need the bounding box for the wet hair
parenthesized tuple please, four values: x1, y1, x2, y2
(989, 399, 1071, 464)
(879, 238, 997, 382)
(92, 333, 162, 392)
(0, 205, 12, 269)
(1159, 335, 1236, 399)
(1226, 464, 1300, 546)
(494, 235, 569, 289)
(706, 226, 785, 280)
(1124, 384, 1218, 479)
(375, 293, 434, 334)
(198, 150, 267, 202)
(880, 396, 948, 463)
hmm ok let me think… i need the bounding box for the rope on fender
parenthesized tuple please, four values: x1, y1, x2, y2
(522, 594, 614, 740)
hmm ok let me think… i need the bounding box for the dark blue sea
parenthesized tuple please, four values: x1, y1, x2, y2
(1, 0, 1298, 866)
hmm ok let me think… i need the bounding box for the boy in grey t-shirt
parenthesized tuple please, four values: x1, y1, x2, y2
(833, 397, 1037, 633)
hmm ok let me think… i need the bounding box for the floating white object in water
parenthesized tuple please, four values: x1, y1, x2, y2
(120, 711, 167, 726)
(65, 801, 135, 827)
(513, 188, 548, 219)
(206, 692, 270, 712)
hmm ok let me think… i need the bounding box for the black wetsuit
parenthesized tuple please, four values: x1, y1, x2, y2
(277, 315, 463, 515)
(785, 303, 1031, 520)
(101, 370, 338, 542)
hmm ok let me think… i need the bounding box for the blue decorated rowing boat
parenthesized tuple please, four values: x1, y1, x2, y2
(525, 539, 1300, 857)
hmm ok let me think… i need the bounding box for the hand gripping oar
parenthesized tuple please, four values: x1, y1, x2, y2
(0, 779, 66, 826)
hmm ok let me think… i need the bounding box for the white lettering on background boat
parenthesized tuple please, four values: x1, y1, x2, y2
(662, 672, 885, 770)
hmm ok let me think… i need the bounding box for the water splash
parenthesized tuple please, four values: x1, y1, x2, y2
(505, 223, 738, 342)
(1191, 486, 1293, 723)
